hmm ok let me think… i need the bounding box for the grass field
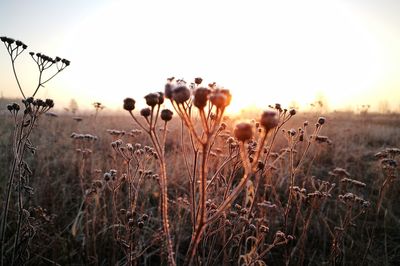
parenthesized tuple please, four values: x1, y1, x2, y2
(1, 100, 399, 265)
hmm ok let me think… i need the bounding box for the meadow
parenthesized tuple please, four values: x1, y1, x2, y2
(0, 36, 400, 265)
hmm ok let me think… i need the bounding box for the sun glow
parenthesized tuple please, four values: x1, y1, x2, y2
(57, 0, 387, 113)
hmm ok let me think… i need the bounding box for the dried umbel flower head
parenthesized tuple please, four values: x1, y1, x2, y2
(331, 167, 351, 178)
(289, 109, 296, 116)
(140, 107, 151, 117)
(172, 84, 191, 104)
(234, 122, 253, 142)
(144, 93, 160, 107)
(161, 109, 173, 122)
(260, 110, 279, 130)
(193, 87, 211, 109)
(123, 98, 136, 111)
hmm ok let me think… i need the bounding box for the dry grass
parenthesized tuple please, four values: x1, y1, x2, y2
(0, 108, 399, 265)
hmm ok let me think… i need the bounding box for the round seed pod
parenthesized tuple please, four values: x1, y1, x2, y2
(193, 87, 210, 109)
(144, 93, 159, 107)
(161, 109, 173, 122)
(260, 110, 279, 130)
(234, 122, 253, 142)
(45, 99, 54, 108)
(210, 92, 227, 109)
(123, 98, 136, 111)
(172, 85, 191, 104)
(289, 109, 296, 116)
(140, 107, 151, 117)
(318, 117, 326, 125)
(194, 77, 203, 85)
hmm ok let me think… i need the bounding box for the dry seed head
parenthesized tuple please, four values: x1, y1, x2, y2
(318, 116, 326, 125)
(332, 167, 351, 178)
(210, 89, 231, 109)
(161, 109, 173, 122)
(234, 122, 253, 142)
(259, 225, 269, 233)
(194, 77, 203, 85)
(260, 110, 279, 130)
(172, 84, 191, 104)
(140, 107, 151, 117)
(193, 87, 210, 109)
(289, 128, 296, 136)
(144, 93, 160, 107)
(123, 98, 136, 111)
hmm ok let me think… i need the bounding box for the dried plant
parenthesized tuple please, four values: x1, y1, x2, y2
(0, 36, 69, 265)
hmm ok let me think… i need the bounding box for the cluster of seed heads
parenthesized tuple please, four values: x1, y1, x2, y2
(7, 97, 55, 116)
(111, 140, 158, 160)
(257, 200, 278, 209)
(107, 129, 126, 137)
(29, 52, 70, 66)
(273, 231, 295, 244)
(75, 148, 92, 158)
(380, 158, 398, 169)
(0, 36, 27, 49)
(315, 135, 332, 144)
(375, 147, 400, 159)
(338, 193, 370, 208)
(103, 169, 118, 182)
(6, 102, 20, 114)
(70, 133, 98, 141)
(128, 129, 142, 137)
(120, 209, 149, 229)
(340, 178, 367, 188)
(329, 167, 351, 178)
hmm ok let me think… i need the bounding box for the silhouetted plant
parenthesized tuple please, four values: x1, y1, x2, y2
(0, 36, 69, 266)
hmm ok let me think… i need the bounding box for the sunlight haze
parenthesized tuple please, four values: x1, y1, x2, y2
(1, 0, 400, 113)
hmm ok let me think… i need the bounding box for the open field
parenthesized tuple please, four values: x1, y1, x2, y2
(1, 104, 399, 265)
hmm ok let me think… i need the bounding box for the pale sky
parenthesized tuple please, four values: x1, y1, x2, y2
(1, 0, 400, 113)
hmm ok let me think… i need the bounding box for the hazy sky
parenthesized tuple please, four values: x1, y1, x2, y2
(1, 0, 400, 112)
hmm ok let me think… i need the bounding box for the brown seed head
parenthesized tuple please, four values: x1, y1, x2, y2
(194, 77, 203, 85)
(144, 93, 159, 107)
(260, 110, 279, 130)
(193, 87, 211, 109)
(140, 107, 151, 117)
(234, 122, 253, 142)
(123, 98, 136, 111)
(161, 109, 173, 122)
(172, 85, 191, 104)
